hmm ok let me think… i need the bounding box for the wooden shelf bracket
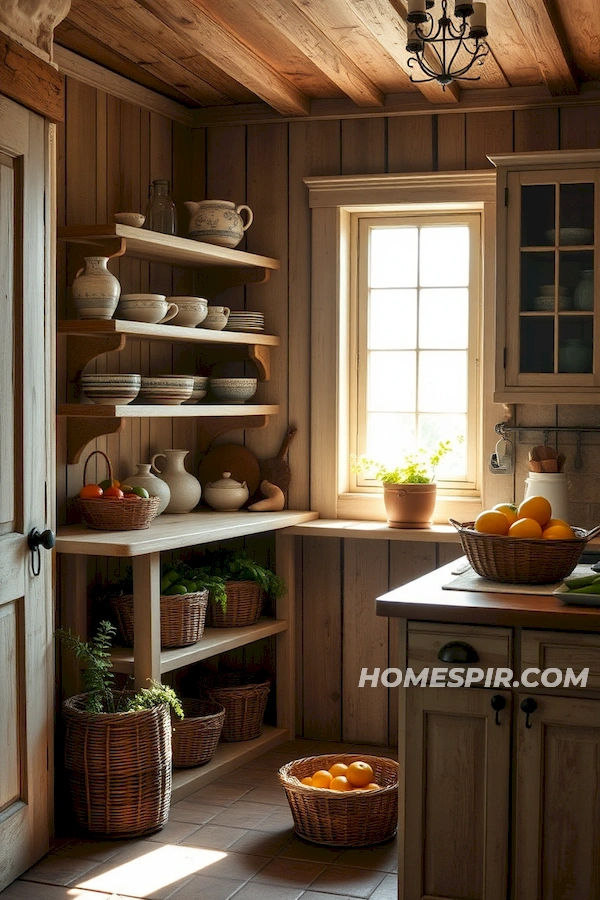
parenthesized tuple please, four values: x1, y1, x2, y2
(67, 417, 124, 464)
(197, 415, 269, 453)
(65, 333, 127, 384)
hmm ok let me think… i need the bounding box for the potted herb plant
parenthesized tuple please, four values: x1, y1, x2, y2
(351, 440, 457, 529)
(57, 621, 183, 837)
(196, 547, 286, 627)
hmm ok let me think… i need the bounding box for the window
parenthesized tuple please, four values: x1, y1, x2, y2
(352, 212, 481, 494)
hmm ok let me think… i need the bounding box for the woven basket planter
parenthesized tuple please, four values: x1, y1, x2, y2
(207, 580, 263, 628)
(77, 450, 161, 531)
(202, 673, 270, 741)
(111, 590, 209, 648)
(63, 693, 172, 837)
(172, 698, 225, 768)
(278, 753, 399, 847)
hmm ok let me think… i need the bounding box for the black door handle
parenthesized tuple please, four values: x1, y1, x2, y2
(28, 528, 56, 576)
(437, 641, 480, 663)
(520, 697, 538, 729)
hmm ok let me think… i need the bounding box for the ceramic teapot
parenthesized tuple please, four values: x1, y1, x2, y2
(203, 471, 249, 511)
(184, 199, 253, 249)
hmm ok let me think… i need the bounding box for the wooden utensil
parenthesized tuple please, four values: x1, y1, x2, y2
(198, 443, 261, 498)
(259, 426, 297, 492)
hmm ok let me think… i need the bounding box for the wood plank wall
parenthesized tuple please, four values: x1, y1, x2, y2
(57, 78, 600, 743)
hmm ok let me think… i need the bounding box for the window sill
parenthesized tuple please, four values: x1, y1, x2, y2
(336, 492, 482, 525)
(285, 518, 463, 542)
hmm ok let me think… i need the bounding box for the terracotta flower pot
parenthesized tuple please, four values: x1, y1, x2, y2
(382, 482, 437, 529)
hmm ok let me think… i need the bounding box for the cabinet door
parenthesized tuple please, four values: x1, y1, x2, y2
(505, 167, 600, 391)
(403, 688, 511, 900)
(515, 694, 600, 900)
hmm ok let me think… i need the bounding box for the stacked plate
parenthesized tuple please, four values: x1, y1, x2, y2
(224, 310, 265, 333)
(138, 376, 194, 405)
(80, 374, 141, 405)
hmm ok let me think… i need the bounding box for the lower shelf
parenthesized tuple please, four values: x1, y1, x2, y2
(171, 725, 289, 802)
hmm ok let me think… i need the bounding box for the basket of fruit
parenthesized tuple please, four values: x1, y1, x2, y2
(200, 672, 270, 742)
(76, 450, 160, 531)
(171, 699, 225, 768)
(450, 496, 600, 584)
(278, 754, 399, 847)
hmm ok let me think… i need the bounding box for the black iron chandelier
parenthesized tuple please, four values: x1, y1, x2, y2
(406, 0, 489, 88)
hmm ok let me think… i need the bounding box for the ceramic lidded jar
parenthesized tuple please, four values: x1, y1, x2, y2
(71, 256, 121, 320)
(203, 472, 249, 511)
(184, 200, 253, 248)
(122, 463, 171, 515)
(150, 450, 201, 514)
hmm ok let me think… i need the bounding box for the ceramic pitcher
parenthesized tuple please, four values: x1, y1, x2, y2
(184, 199, 253, 249)
(150, 450, 201, 514)
(71, 256, 121, 319)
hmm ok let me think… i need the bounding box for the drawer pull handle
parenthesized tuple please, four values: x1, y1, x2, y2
(491, 694, 506, 725)
(438, 641, 480, 663)
(520, 697, 538, 729)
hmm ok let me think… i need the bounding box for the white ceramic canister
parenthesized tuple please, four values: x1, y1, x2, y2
(150, 449, 201, 514)
(122, 463, 171, 515)
(524, 471, 570, 524)
(71, 256, 121, 319)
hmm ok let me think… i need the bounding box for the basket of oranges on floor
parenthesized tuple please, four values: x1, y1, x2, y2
(76, 450, 161, 531)
(450, 495, 600, 584)
(278, 754, 399, 847)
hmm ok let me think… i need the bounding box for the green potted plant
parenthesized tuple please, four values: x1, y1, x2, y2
(196, 547, 286, 627)
(57, 621, 183, 837)
(351, 440, 457, 528)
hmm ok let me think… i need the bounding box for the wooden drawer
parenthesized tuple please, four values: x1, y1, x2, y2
(407, 622, 513, 674)
(521, 630, 600, 690)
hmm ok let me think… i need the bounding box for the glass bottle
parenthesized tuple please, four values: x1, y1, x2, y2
(145, 180, 177, 235)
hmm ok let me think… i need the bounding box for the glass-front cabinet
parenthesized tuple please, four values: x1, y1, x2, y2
(490, 150, 600, 403)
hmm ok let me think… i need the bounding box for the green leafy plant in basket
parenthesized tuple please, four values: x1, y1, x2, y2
(196, 547, 286, 600)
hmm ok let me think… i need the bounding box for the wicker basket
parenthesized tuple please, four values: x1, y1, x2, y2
(111, 590, 209, 649)
(63, 693, 172, 837)
(449, 519, 600, 584)
(202, 673, 270, 741)
(278, 753, 399, 847)
(207, 580, 263, 628)
(77, 450, 160, 531)
(172, 698, 225, 768)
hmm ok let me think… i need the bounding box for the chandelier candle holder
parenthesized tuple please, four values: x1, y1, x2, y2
(406, 0, 489, 88)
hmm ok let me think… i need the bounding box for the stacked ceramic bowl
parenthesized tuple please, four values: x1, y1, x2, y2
(182, 376, 209, 404)
(80, 374, 141, 405)
(224, 310, 265, 333)
(533, 284, 571, 311)
(138, 376, 194, 405)
(209, 377, 257, 403)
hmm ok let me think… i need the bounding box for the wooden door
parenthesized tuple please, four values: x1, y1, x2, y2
(514, 693, 600, 900)
(0, 95, 55, 889)
(403, 688, 511, 900)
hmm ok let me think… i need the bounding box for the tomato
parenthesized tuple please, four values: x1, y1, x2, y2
(103, 486, 124, 499)
(79, 484, 103, 499)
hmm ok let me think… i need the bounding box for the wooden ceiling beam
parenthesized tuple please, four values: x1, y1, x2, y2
(138, 0, 311, 115)
(506, 0, 577, 95)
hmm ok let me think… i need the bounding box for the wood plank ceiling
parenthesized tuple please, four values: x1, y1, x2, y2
(54, 0, 600, 119)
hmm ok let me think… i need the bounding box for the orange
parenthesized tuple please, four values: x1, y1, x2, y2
(103, 486, 124, 499)
(508, 517, 543, 538)
(329, 775, 352, 792)
(474, 510, 510, 535)
(492, 503, 519, 526)
(301, 776, 314, 786)
(329, 762, 349, 778)
(311, 769, 333, 788)
(346, 761, 374, 788)
(79, 483, 103, 499)
(353, 783, 381, 791)
(546, 518, 571, 529)
(541, 524, 576, 540)
(517, 495, 552, 527)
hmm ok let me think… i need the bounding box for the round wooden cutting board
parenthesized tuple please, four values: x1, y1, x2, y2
(198, 443, 261, 499)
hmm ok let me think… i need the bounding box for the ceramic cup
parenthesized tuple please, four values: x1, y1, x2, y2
(117, 294, 179, 324)
(166, 296, 208, 328)
(202, 306, 230, 330)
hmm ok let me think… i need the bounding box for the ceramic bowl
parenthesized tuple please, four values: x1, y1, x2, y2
(165, 296, 208, 328)
(545, 228, 594, 246)
(80, 373, 141, 405)
(117, 296, 178, 324)
(209, 377, 257, 403)
(114, 212, 146, 227)
(138, 375, 194, 405)
(182, 375, 209, 404)
(532, 295, 555, 311)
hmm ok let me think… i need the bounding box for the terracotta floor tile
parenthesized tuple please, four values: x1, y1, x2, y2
(168, 801, 226, 825)
(209, 800, 280, 828)
(145, 821, 202, 844)
(47, 839, 129, 863)
(308, 865, 386, 899)
(231, 884, 304, 900)
(0, 884, 112, 900)
(250, 857, 326, 889)
(166, 872, 245, 900)
(192, 851, 269, 881)
(251, 809, 294, 833)
(335, 841, 398, 872)
(240, 786, 290, 807)
(185, 784, 252, 806)
(277, 837, 343, 865)
(180, 824, 249, 850)
(227, 828, 293, 857)
(369, 873, 399, 900)
(20, 854, 100, 886)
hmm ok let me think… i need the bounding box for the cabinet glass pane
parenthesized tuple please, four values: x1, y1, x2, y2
(559, 251, 594, 311)
(520, 318, 554, 373)
(521, 252, 555, 312)
(558, 317, 593, 373)
(559, 183, 594, 239)
(521, 184, 555, 247)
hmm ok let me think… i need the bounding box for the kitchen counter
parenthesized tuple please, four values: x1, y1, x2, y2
(376, 558, 600, 630)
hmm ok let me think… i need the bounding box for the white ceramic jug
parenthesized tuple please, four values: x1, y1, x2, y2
(524, 472, 570, 523)
(184, 199, 253, 248)
(150, 450, 201, 514)
(72, 256, 121, 319)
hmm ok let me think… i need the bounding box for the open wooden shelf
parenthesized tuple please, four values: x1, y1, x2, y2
(58, 318, 279, 345)
(58, 402, 279, 418)
(171, 726, 289, 801)
(111, 617, 288, 674)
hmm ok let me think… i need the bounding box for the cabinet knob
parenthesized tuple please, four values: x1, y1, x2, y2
(490, 694, 506, 725)
(437, 641, 480, 663)
(28, 527, 56, 576)
(520, 697, 538, 729)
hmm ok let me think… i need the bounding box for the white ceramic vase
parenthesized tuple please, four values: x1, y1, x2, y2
(72, 256, 121, 320)
(150, 449, 201, 514)
(122, 463, 171, 515)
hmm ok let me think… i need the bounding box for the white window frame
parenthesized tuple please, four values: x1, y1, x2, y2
(304, 170, 501, 523)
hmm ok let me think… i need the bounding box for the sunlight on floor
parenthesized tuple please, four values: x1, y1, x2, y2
(78, 844, 227, 895)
